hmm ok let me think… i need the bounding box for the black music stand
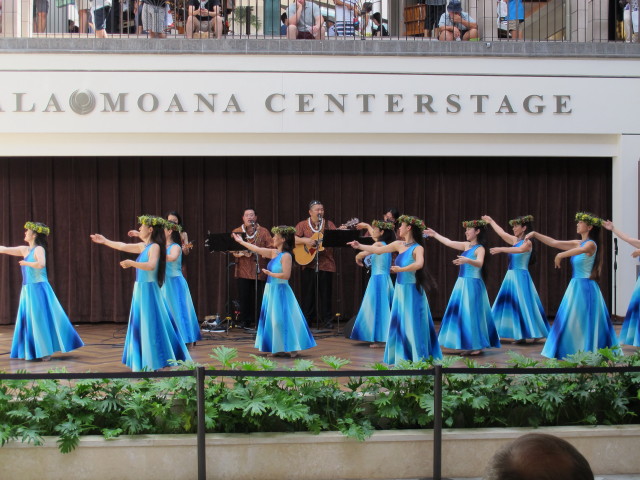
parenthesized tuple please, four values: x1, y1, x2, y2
(204, 232, 245, 333)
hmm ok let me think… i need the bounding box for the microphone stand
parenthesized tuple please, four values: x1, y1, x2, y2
(613, 237, 619, 323)
(310, 215, 328, 334)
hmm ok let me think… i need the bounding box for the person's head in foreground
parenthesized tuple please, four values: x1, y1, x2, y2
(484, 433, 594, 480)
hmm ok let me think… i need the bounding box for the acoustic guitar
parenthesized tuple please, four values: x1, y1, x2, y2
(293, 218, 359, 265)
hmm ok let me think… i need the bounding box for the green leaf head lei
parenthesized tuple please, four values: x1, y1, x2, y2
(138, 215, 166, 228)
(371, 219, 395, 231)
(462, 219, 488, 229)
(508, 215, 534, 226)
(397, 215, 426, 231)
(271, 226, 296, 236)
(24, 221, 50, 236)
(165, 220, 183, 233)
(575, 212, 603, 227)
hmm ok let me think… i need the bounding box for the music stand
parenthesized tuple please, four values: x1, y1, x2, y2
(204, 232, 245, 334)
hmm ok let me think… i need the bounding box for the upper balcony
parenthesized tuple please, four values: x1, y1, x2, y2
(1, 0, 639, 57)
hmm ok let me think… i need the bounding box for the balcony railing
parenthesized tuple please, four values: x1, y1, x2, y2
(0, 0, 638, 43)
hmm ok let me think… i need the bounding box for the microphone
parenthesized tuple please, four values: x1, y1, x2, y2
(614, 237, 618, 255)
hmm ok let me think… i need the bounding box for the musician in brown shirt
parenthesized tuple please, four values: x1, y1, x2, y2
(295, 200, 337, 328)
(232, 208, 272, 328)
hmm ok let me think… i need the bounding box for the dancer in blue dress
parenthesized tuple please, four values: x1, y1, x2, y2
(482, 214, 549, 343)
(350, 219, 396, 347)
(163, 219, 201, 348)
(349, 215, 442, 364)
(603, 220, 640, 346)
(0, 222, 84, 361)
(427, 219, 501, 356)
(526, 212, 618, 359)
(91, 215, 191, 371)
(232, 226, 316, 357)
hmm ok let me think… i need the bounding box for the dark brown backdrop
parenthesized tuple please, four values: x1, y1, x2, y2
(0, 156, 611, 325)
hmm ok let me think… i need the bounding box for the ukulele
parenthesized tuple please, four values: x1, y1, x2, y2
(293, 218, 359, 265)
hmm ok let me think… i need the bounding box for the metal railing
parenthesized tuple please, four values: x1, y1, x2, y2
(2, 363, 640, 480)
(1, 0, 638, 43)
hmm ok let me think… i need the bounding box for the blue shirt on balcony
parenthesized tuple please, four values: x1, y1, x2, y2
(438, 11, 475, 32)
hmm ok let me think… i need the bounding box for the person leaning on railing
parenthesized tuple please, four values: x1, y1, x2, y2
(286, 0, 325, 40)
(437, 0, 478, 41)
(186, 0, 223, 38)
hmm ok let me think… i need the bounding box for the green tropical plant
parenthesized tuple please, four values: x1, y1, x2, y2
(0, 347, 638, 454)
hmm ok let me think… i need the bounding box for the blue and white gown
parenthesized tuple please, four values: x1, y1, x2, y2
(11, 247, 84, 360)
(384, 244, 442, 364)
(620, 268, 640, 346)
(161, 243, 202, 344)
(492, 241, 550, 340)
(255, 252, 316, 354)
(438, 244, 501, 351)
(350, 245, 393, 343)
(541, 240, 618, 359)
(122, 243, 191, 371)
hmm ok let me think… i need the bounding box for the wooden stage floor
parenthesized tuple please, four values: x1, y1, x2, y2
(0, 321, 633, 374)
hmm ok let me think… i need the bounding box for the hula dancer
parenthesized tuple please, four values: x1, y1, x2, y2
(526, 212, 618, 359)
(350, 219, 396, 347)
(163, 219, 201, 348)
(603, 219, 640, 346)
(483, 214, 549, 343)
(427, 219, 500, 356)
(91, 215, 191, 371)
(0, 222, 84, 361)
(232, 226, 316, 358)
(348, 215, 442, 364)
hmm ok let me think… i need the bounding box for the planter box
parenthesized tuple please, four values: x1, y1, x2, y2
(1, 426, 639, 479)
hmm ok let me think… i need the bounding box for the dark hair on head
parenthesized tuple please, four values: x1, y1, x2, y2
(402, 221, 437, 295)
(169, 229, 181, 245)
(372, 12, 382, 23)
(243, 207, 257, 216)
(150, 224, 167, 287)
(377, 226, 396, 245)
(484, 433, 594, 480)
(580, 212, 603, 282)
(512, 216, 537, 266)
(385, 207, 400, 222)
(166, 211, 183, 229)
(281, 12, 287, 22)
(31, 222, 49, 255)
(308, 200, 322, 210)
(273, 227, 295, 253)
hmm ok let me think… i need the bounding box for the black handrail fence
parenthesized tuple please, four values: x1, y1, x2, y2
(1, 0, 637, 43)
(2, 363, 640, 480)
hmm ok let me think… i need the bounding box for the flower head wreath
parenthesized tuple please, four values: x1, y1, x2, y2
(165, 220, 183, 233)
(508, 215, 534, 227)
(575, 212, 603, 228)
(372, 219, 396, 231)
(24, 221, 50, 236)
(397, 215, 426, 231)
(462, 219, 488, 229)
(138, 215, 166, 228)
(271, 226, 296, 236)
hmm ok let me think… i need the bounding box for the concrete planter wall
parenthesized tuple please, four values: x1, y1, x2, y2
(2, 425, 639, 480)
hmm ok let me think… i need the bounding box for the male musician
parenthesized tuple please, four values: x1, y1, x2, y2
(295, 200, 337, 329)
(232, 208, 272, 329)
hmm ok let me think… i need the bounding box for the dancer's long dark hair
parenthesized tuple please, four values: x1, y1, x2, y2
(406, 224, 437, 295)
(150, 224, 167, 287)
(377, 226, 396, 246)
(31, 223, 49, 256)
(275, 228, 295, 254)
(580, 213, 603, 282)
(513, 216, 536, 265)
